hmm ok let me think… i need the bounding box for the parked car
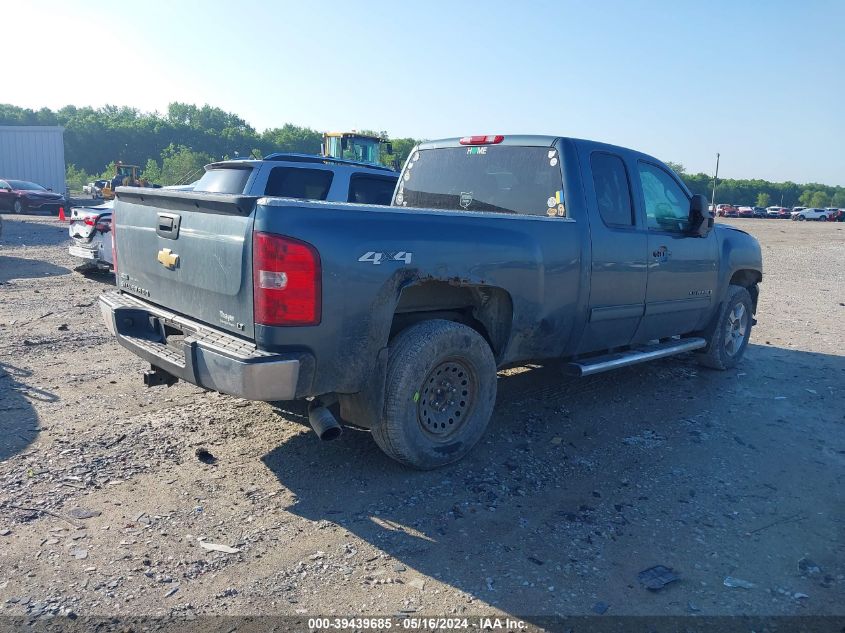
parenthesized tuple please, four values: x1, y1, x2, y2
(99, 135, 762, 469)
(68, 203, 114, 269)
(0, 178, 66, 214)
(824, 208, 842, 221)
(777, 207, 791, 219)
(766, 206, 788, 218)
(716, 204, 737, 217)
(737, 206, 754, 218)
(752, 207, 767, 218)
(829, 209, 845, 222)
(724, 206, 739, 218)
(68, 156, 398, 271)
(791, 208, 829, 221)
(82, 180, 109, 198)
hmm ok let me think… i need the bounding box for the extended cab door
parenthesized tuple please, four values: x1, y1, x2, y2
(633, 161, 718, 342)
(577, 150, 648, 353)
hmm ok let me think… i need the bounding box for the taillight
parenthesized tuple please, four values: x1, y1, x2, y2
(459, 135, 504, 145)
(83, 216, 96, 226)
(253, 232, 321, 326)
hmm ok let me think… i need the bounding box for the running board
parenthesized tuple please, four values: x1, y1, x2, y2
(565, 338, 706, 377)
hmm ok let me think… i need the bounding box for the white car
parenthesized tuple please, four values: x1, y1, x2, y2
(68, 202, 114, 269)
(791, 208, 829, 221)
(82, 180, 108, 198)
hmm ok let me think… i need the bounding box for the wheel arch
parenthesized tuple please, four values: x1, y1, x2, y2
(389, 280, 513, 363)
(728, 269, 761, 312)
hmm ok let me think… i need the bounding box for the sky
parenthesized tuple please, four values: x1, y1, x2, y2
(4, 0, 844, 185)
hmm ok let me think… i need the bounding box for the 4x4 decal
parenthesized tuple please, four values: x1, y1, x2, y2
(358, 251, 413, 265)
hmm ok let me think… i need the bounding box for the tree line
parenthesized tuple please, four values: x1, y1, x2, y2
(1, 102, 843, 206)
(665, 163, 844, 209)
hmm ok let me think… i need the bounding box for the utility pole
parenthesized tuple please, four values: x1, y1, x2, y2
(710, 153, 720, 209)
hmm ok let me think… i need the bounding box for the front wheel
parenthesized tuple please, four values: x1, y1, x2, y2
(372, 319, 497, 469)
(698, 285, 754, 370)
(798, 215, 806, 221)
(13, 199, 23, 214)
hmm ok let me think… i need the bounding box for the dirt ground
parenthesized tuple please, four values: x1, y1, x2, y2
(0, 213, 843, 623)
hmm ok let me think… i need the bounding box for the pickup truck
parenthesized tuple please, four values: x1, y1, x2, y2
(99, 135, 763, 469)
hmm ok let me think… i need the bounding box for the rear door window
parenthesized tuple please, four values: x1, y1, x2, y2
(265, 167, 333, 200)
(590, 153, 634, 226)
(396, 146, 564, 217)
(193, 167, 252, 193)
(348, 174, 397, 205)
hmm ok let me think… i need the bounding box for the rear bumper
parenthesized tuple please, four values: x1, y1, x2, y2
(99, 291, 308, 401)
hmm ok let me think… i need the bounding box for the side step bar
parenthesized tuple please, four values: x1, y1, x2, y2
(565, 337, 706, 377)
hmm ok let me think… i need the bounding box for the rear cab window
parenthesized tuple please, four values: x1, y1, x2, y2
(193, 166, 253, 193)
(395, 145, 565, 217)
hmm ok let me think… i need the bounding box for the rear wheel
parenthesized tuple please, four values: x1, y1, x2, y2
(698, 284, 753, 370)
(372, 319, 497, 469)
(798, 215, 805, 221)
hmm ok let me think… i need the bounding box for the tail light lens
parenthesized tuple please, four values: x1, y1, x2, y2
(253, 232, 321, 326)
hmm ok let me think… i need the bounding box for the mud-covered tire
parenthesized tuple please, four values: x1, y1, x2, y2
(697, 284, 753, 370)
(372, 319, 497, 469)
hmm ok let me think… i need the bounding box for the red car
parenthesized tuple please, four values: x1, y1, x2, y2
(0, 178, 66, 214)
(737, 206, 755, 218)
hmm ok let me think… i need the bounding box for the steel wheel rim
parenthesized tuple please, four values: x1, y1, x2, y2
(417, 358, 476, 441)
(724, 302, 748, 356)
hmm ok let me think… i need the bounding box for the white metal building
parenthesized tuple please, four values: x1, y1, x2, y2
(0, 126, 66, 194)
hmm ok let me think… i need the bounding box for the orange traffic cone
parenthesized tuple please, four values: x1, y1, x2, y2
(58, 206, 66, 222)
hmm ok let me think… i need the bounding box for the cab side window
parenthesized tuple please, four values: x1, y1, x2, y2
(637, 162, 690, 232)
(591, 153, 634, 227)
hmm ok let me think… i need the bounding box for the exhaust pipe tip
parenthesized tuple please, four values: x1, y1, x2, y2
(308, 405, 343, 441)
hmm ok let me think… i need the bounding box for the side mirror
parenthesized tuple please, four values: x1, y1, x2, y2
(385, 142, 393, 155)
(689, 194, 713, 237)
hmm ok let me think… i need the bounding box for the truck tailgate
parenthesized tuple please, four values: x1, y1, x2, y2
(113, 188, 258, 339)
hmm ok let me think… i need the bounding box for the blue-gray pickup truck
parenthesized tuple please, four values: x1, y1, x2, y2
(99, 136, 762, 469)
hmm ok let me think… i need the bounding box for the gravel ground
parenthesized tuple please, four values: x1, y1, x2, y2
(0, 213, 843, 623)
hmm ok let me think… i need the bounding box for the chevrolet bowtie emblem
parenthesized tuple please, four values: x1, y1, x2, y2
(157, 248, 179, 269)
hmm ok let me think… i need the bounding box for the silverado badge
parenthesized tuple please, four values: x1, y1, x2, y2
(157, 248, 179, 269)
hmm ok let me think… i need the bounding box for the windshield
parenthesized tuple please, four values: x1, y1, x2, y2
(193, 167, 252, 193)
(394, 145, 564, 216)
(8, 180, 46, 191)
